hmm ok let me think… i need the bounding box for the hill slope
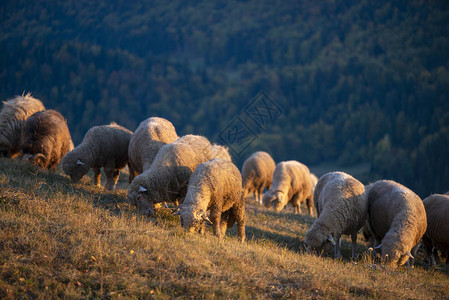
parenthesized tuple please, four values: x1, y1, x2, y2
(0, 159, 448, 298)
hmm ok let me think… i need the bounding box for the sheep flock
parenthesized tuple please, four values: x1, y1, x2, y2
(1, 93, 447, 270)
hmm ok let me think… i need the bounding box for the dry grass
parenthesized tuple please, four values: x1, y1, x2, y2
(0, 158, 448, 299)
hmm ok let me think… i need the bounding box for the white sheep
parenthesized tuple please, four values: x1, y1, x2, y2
(421, 194, 449, 266)
(128, 117, 178, 182)
(61, 123, 133, 191)
(365, 180, 427, 268)
(176, 158, 245, 242)
(262, 160, 313, 215)
(304, 171, 367, 259)
(242, 151, 275, 204)
(0, 93, 45, 158)
(127, 134, 216, 216)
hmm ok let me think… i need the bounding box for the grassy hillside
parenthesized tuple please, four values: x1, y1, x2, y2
(0, 159, 448, 298)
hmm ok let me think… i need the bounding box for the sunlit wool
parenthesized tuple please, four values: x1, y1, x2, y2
(127, 134, 216, 216)
(0, 93, 45, 158)
(128, 117, 178, 183)
(304, 171, 367, 259)
(262, 160, 313, 215)
(178, 158, 246, 242)
(61, 123, 132, 191)
(242, 151, 276, 204)
(21, 109, 73, 170)
(365, 180, 427, 268)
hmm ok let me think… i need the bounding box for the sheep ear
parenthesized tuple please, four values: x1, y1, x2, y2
(197, 210, 212, 225)
(76, 160, 85, 166)
(405, 251, 414, 259)
(374, 243, 383, 249)
(139, 186, 147, 192)
(202, 214, 212, 225)
(328, 235, 336, 246)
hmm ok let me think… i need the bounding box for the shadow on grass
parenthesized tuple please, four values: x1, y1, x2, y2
(245, 225, 305, 253)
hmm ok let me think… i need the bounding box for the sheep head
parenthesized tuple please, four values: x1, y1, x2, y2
(178, 207, 211, 233)
(61, 152, 90, 183)
(262, 189, 287, 211)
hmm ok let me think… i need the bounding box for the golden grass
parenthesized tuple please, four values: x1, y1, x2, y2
(0, 158, 448, 299)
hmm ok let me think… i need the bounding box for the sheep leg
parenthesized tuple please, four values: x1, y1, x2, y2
(306, 197, 313, 215)
(92, 168, 101, 187)
(104, 168, 117, 191)
(234, 201, 246, 243)
(334, 235, 341, 259)
(257, 185, 264, 204)
(210, 209, 223, 238)
(351, 232, 358, 260)
(291, 194, 301, 214)
(220, 210, 230, 236)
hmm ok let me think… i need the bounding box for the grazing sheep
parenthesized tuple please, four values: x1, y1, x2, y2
(128, 117, 178, 182)
(242, 151, 275, 204)
(176, 158, 245, 242)
(127, 134, 216, 216)
(211, 144, 232, 161)
(61, 123, 133, 191)
(0, 93, 45, 158)
(421, 194, 449, 266)
(20, 109, 73, 170)
(262, 160, 313, 214)
(365, 180, 427, 268)
(304, 172, 367, 259)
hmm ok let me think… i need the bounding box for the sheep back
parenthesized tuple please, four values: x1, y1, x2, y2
(305, 171, 366, 250)
(242, 151, 275, 199)
(128, 117, 178, 179)
(211, 144, 232, 161)
(366, 180, 427, 268)
(0, 93, 45, 158)
(61, 123, 133, 183)
(262, 160, 312, 214)
(20, 109, 72, 170)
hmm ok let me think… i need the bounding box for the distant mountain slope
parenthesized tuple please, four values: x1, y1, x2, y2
(1, 0, 448, 196)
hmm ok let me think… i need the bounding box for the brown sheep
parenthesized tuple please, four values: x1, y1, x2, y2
(0, 93, 45, 158)
(20, 109, 73, 170)
(365, 180, 427, 268)
(262, 160, 313, 214)
(242, 151, 275, 204)
(61, 123, 133, 191)
(421, 194, 449, 266)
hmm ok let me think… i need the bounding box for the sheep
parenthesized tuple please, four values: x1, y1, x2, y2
(421, 194, 449, 267)
(127, 134, 216, 216)
(20, 109, 73, 170)
(176, 158, 245, 242)
(365, 180, 427, 268)
(0, 93, 45, 158)
(128, 117, 178, 182)
(262, 160, 313, 215)
(304, 172, 367, 259)
(61, 123, 133, 191)
(242, 151, 275, 204)
(211, 143, 232, 161)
